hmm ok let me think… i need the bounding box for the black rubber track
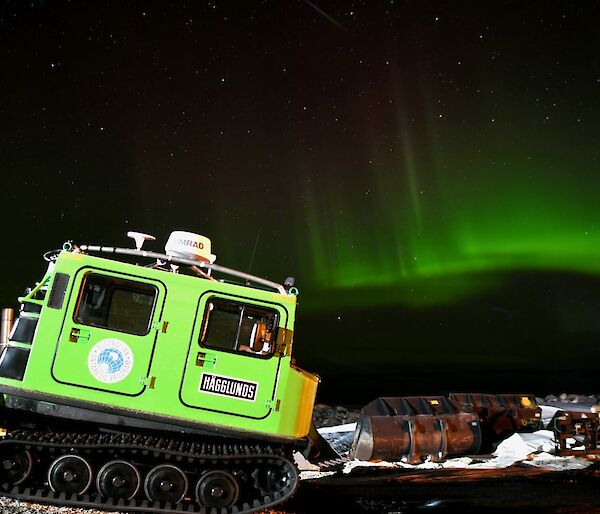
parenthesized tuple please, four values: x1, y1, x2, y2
(0, 429, 299, 514)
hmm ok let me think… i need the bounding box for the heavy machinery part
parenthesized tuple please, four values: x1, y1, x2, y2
(450, 393, 542, 443)
(48, 455, 93, 494)
(0, 231, 317, 514)
(79, 244, 287, 294)
(96, 460, 141, 500)
(0, 428, 299, 514)
(196, 470, 239, 507)
(144, 464, 188, 503)
(306, 422, 342, 462)
(351, 396, 481, 464)
(554, 410, 600, 456)
(1, 448, 32, 485)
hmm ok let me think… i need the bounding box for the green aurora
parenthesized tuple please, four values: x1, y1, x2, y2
(295, 123, 600, 309)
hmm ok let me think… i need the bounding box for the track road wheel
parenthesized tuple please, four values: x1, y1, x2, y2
(48, 455, 92, 495)
(144, 464, 187, 503)
(0, 449, 32, 485)
(253, 465, 292, 495)
(96, 460, 141, 500)
(195, 470, 239, 508)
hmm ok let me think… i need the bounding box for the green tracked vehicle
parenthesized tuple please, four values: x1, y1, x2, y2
(0, 230, 322, 513)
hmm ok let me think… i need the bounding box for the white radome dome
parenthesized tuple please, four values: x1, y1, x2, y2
(165, 231, 216, 263)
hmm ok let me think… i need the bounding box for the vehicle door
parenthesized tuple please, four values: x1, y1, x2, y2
(180, 293, 286, 419)
(52, 268, 165, 396)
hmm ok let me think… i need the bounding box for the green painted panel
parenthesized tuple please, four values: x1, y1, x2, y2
(52, 267, 166, 396)
(1, 250, 316, 440)
(180, 293, 287, 419)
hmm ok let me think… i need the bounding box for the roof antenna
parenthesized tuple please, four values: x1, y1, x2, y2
(127, 231, 156, 251)
(247, 227, 263, 274)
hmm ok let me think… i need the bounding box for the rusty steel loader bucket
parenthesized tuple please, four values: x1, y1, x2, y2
(450, 393, 542, 445)
(351, 396, 481, 464)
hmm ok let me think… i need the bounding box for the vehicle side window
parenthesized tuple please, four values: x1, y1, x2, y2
(200, 298, 278, 357)
(75, 273, 157, 335)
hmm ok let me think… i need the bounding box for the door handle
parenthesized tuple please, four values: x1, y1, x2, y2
(196, 351, 217, 368)
(69, 327, 91, 343)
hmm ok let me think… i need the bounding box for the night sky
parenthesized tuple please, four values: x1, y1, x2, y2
(2, 2, 600, 399)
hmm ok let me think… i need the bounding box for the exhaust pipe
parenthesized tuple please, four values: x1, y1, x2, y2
(1, 308, 14, 345)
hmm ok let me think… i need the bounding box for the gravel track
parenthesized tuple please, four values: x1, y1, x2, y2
(0, 497, 119, 514)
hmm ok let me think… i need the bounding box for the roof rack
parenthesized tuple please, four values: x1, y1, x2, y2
(78, 245, 287, 295)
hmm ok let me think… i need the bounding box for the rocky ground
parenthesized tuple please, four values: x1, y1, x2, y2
(542, 393, 599, 404)
(0, 499, 118, 514)
(311, 403, 360, 428)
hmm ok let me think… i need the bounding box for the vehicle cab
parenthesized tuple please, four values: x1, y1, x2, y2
(0, 231, 319, 442)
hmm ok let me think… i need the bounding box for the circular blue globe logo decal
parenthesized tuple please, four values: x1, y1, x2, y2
(88, 339, 134, 384)
(98, 348, 124, 374)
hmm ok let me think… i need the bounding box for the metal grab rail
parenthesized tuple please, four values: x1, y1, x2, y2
(78, 245, 287, 295)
